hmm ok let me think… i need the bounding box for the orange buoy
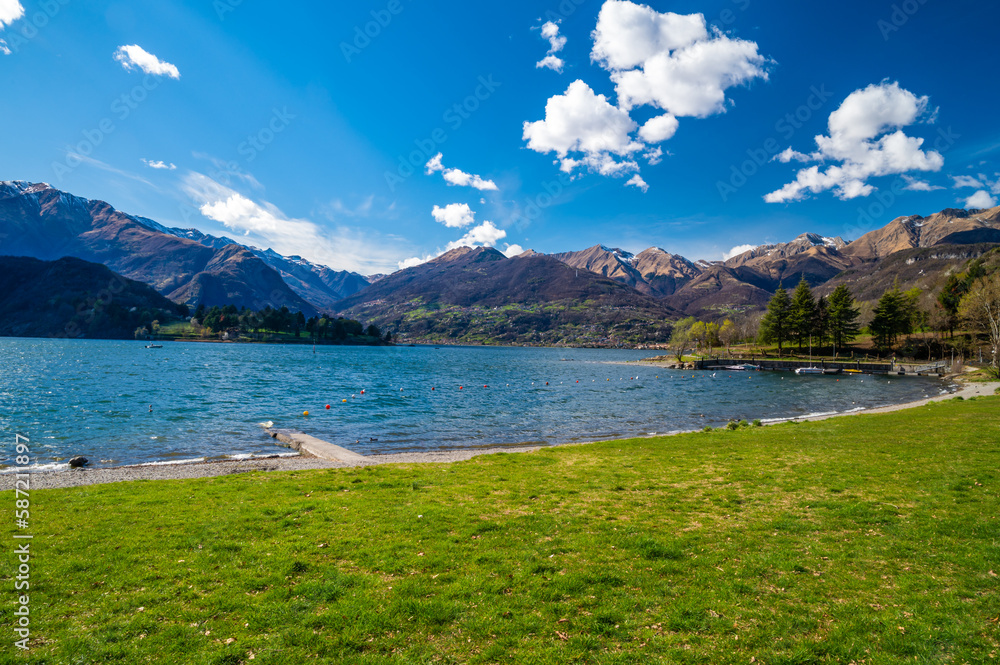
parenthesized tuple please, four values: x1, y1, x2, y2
(545, 382, 549, 385)
(325, 404, 331, 409)
(342, 399, 347, 402)
(431, 387, 435, 391)
(303, 411, 309, 416)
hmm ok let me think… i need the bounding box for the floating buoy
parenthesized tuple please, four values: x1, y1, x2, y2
(342, 399, 347, 403)
(303, 411, 309, 416)
(545, 382, 549, 385)
(361, 390, 365, 394)
(459, 386, 463, 390)
(431, 387, 435, 391)
(325, 404, 331, 409)
(576, 380, 579, 383)
(484, 385, 488, 388)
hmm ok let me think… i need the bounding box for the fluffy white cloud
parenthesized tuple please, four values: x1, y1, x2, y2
(536, 21, 567, 72)
(0, 0, 24, 28)
(901, 175, 942, 192)
(425, 153, 498, 191)
(965, 190, 997, 209)
(765, 81, 943, 203)
(503, 243, 525, 257)
(142, 158, 176, 170)
(591, 1, 707, 70)
(523, 79, 641, 176)
(638, 114, 678, 143)
(524, 2, 771, 190)
(398, 254, 434, 270)
(183, 172, 401, 274)
(625, 174, 648, 192)
(0, 40, 10, 56)
(431, 203, 476, 228)
(724, 244, 757, 260)
(113, 44, 180, 79)
(446, 221, 506, 251)
(593, 1, 768, 118)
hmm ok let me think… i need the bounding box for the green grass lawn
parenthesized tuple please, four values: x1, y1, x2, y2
(5, 397, 1000, 664)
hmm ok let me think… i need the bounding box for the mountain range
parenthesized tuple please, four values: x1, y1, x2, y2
(2, 180, 1000, 342)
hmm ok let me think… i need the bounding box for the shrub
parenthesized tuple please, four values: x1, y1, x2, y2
(752, 419, 762, 427)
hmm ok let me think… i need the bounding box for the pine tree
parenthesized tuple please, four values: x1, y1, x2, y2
(759, 285, 792, 356)
(814, 296, 830, 350)
(788, 277, 817, 351)
(826, 285, 860, 354)
(870, 284, 912, 352)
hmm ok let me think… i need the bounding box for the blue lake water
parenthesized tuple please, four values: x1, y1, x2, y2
(0, 338, 951, 470)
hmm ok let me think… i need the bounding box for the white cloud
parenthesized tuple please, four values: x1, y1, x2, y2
(536, 20, 567, 72)
(724, 243, 757, 260)
(398, 254, 434, 270)
(765, 81, 943, 203)
(425, 153, 498, 191)
(536, 55, 565, 73)
(182, 172, 401, 274)
(0, 40, 11, 56)
(503, 243, 525, 257)
(0, 0, 24, 28)
(523, 79, 641, 176)
(113, 44, 180, 79)
(142, 158, 176, 170)
(431, 203, 476, 228)
(638, 114, 678, 143)
(901, 175, 942, 192)
(625, 174, 648, 192)
(524, 2, 770, 188)
(593, 1, 769, 118)
(965, 190, 997, 209)
(446, 221, 506, 251)
(591, 1, 708, 71)
(952, 175, 984, 189)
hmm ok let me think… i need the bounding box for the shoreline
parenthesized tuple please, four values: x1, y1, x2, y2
(6, 376, 997, 491)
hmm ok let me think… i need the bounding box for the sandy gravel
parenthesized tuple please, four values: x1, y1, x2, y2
(6, 377, 996, 491)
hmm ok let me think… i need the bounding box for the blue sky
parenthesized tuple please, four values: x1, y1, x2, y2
(2, 0, 998, 274)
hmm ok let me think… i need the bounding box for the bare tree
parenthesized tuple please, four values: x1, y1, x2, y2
(959, 273, 1000, 376)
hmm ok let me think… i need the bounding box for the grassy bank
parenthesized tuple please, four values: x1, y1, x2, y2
(5, 397, 1000, 664)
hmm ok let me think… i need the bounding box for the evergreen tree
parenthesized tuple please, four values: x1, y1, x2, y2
(759, 285, 792, 356)
(870, 284, 912, 352)
(788, 277, 816, 351)
(814, 296, 830, 350)
(826, 285, 860, 354)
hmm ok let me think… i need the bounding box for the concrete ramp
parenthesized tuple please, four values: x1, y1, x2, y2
(266, 429, 367, 463)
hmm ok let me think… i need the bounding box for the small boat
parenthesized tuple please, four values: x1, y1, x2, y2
(145, 344, 163, 349)
(726, 364, 760, 371)
(795, 366, 824, 375)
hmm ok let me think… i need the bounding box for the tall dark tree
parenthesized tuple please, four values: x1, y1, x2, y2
(759, 285, 792, 356)
(814, 296, 830, 350)
(788, 277, 817, 351)
(826, 284, 860, 354)
(870, 284, 911, 352)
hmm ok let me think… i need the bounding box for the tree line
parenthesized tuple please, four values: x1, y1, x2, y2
(188, 304, 391, 344)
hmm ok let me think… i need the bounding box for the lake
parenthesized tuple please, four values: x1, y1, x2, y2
(0, 338, 951, 470)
